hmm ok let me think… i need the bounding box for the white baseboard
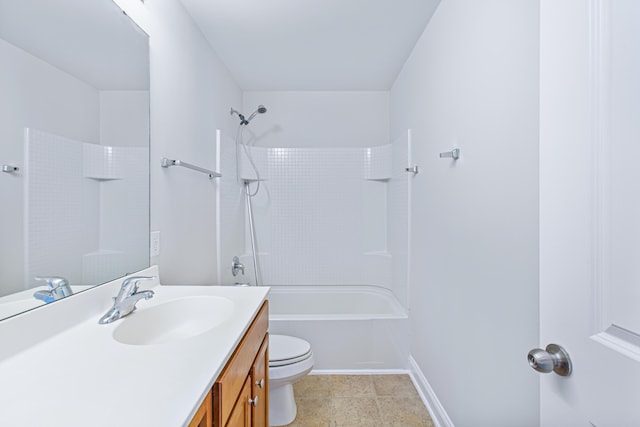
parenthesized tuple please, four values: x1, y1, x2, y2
(407, 356, 454, 427)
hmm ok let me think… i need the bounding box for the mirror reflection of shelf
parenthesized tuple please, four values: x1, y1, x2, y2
(83, 144, 124, 180)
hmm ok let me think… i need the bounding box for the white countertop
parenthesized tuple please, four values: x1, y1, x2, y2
(0, 267, 269, 426)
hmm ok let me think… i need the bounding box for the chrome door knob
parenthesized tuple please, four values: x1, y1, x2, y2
(528, 344, 572, 376)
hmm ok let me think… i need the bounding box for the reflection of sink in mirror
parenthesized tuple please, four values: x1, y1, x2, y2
(112, 296, 236, 346)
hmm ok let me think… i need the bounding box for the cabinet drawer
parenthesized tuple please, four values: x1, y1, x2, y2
(214, 300, 268, 426)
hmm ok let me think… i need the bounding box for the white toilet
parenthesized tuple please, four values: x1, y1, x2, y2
(268, 334, 314, 427)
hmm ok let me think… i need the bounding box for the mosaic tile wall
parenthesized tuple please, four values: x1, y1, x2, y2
(25, 128, 148, 288)
(237, 143, 410, 293)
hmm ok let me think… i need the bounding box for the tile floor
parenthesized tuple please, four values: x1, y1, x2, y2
(282, 374, 435, 427)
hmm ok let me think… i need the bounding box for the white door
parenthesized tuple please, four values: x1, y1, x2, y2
(539, 0, 640, 425)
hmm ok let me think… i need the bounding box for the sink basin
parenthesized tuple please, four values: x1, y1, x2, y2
(113, 296, 235, 345)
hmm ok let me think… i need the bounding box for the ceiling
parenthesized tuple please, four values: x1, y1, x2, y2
(178, 0, 441, 91)
(0, 0, 149, 90)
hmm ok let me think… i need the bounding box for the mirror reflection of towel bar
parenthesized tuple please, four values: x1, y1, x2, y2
(405, 165, 419, 174)
(439, 148, 460, 160)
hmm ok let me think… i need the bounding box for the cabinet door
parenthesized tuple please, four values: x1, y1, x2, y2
(226, 376, 252, 427)
(188, 390, 212, 427)
(214, 301, 269, 426)
(251, 335, 269, 427)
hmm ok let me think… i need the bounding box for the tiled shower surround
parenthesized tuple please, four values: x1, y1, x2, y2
(25, 128, 148, 288)
(236, 140, 410, 303)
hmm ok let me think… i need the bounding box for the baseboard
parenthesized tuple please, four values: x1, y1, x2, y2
(407, 356, 454, 427)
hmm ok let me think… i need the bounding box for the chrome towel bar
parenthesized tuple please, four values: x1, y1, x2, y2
(439, 148, 461, 161)
(160, 157, 221, 179)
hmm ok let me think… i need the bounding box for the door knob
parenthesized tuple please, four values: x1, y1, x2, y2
(527, 344, 572, 376)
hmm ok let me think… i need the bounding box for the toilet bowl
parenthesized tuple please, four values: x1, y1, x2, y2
(268, 334, 314, 427)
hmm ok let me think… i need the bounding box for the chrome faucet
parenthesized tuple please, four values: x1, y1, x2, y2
(98, 276, 155, 324)
(33, 276, 73, 303)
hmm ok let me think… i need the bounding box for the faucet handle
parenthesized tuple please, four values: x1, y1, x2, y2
(232, 256, 245, 276)
(35, 276, 68, 289)
(120, 276, 155, 294)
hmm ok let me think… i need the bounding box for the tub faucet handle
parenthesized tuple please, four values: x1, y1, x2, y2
(232, 256, 245, 276)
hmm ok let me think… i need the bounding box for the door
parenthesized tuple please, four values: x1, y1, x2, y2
(539, 0, 640, 425)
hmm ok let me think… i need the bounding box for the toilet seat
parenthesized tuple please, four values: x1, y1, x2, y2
(269, 334, 312, 367)
(268, 334, 314, 426)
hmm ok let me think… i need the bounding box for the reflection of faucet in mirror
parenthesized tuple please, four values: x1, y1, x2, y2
(98, 276, 155, 324)
(33, 276, 73, 304)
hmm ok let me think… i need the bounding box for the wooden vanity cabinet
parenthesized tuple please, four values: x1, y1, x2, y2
(250, 338, 268, 426)
(188, 390, 213, 427)
(212, 301, 269, 427)
(225, 376, 252, 426)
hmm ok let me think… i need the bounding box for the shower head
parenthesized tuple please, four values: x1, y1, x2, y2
(246, 105, 267, 123)
(231, 105, 267, 125)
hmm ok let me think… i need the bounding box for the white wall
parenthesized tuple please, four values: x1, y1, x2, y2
(114, 0, 243, 285)
(391, 0, 539, 425)
(0, 39, 99, 296)
(242, 91, 389, 148)
(100, 91, 149, 147)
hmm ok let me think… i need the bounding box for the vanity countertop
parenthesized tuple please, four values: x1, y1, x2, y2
(0, 266, 269, 426)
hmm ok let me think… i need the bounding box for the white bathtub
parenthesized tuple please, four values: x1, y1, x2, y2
(267, 285, 409, 371)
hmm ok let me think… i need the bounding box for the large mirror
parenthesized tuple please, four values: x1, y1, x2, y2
(0, 0, 150, 320)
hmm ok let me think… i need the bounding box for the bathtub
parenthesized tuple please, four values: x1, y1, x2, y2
(267, 285, 409, 371)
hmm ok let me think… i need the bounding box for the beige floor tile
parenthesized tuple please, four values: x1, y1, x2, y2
(372, 374, 419, 397)
(377, 396, 435, 427)
(332, 397, 383, 427)
(285, 397, 332, 427)
(294, 374, 332, 398)
(330, 375, 375, 397)
(288, 374, 435, 427)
